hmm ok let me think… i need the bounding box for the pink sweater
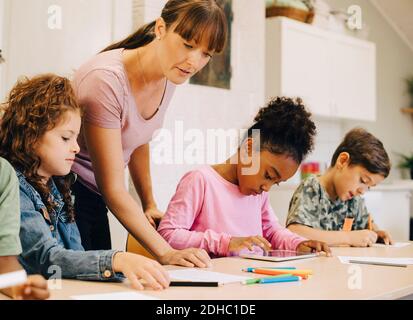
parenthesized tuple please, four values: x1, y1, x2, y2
(158, 166, 306, 257)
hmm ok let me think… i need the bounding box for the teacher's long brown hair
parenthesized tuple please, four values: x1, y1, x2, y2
(102, 0, 227, 54)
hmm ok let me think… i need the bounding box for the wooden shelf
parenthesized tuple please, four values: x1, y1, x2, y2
(401, 108, 413, 114)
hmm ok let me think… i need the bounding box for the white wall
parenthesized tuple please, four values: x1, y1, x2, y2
(0, 0, 4, 46)
(4, 0, 114, 91)
(0, 0, 7, 100)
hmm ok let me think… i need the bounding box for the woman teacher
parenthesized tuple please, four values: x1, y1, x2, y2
(71, 0, 227, 269)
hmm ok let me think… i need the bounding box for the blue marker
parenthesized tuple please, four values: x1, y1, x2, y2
(259, 276, 301, 284)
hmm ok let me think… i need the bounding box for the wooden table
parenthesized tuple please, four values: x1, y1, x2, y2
(2, 246, 413, 300)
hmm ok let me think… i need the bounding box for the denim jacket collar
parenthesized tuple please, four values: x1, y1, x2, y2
(15, 170, 65, 215)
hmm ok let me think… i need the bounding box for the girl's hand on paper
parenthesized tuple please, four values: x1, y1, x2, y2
(228, 236, 272, 253)
(113, 252, 170, 291)
(297, 240, 332, 257)
(14, 275, 50, 300)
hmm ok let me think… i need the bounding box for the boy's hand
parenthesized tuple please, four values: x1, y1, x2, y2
(297, 240, 332, 257)
(228, 236, 272, 253)
(13, 275, 50, 300)
(375, 230, 394, 245)
(349, 230, 378, 247)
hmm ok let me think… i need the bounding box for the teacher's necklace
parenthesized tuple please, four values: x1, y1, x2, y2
(136, 48, 148, 87)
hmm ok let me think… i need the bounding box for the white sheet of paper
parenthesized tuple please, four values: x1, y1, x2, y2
(71, 291, 159, 300)
(168, 269, 249, 284)
(372, 242, 411, 248)
(338, 256, 413, 265)
(0, 270, 27, 289)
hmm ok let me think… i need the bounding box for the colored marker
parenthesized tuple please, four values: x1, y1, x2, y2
(170, 281, 221, 287)
(252, 268, 312, 279)
(242, 274, 294, 285)
(368, 215, 373, 231)
(243, 278, 262, 285)
(259, 276, 301, 284)
(242, 267, 296, 272)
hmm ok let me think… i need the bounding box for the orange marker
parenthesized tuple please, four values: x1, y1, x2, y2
(368, 215, 373, 231)
(252, 268, 313, 280)
(342, 218, 354, 232)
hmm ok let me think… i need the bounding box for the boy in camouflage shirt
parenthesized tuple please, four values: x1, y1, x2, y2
(286, 128, 393, 247)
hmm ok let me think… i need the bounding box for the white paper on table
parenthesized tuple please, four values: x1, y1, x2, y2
(71, 291, 159, 300)
(168, 269, 250, 284)
(338, 256, 413, 265)
(372, 242, 411, 248)
(0, 270, 27, 289)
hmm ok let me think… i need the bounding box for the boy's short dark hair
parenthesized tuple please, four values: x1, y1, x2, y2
(246, 97, 316, 163)
(330, 128, 391, 177)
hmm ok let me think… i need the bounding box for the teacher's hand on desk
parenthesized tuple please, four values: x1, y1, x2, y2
(158, 248, 212, 268)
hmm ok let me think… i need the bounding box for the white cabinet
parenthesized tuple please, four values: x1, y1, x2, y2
(331, 36, 376, 120)
(363, 190, 411, 241)
(268, 187, 295, 227)
(266, 17, 376, 121)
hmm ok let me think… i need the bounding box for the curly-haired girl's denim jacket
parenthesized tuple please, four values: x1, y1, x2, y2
(16, 170, 122, 281)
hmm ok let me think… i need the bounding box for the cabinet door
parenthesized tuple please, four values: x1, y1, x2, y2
(280, 24, 332, 117)
(331, 37, 376, 121)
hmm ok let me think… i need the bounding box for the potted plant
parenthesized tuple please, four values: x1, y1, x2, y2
(397, 152, 413, 179)
(406, 76, 413, 107)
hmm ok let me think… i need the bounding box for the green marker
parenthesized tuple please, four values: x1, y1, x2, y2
(243, 278, 261, 285)
(242, 273, 294, 285)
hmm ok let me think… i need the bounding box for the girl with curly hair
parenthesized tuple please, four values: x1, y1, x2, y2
(0, 74, 172, 291)
(158, 97, 331, 257)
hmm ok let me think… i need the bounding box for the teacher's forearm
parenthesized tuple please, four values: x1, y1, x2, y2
(102, 188, 171, 258)
(129, 144, 156, 210)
